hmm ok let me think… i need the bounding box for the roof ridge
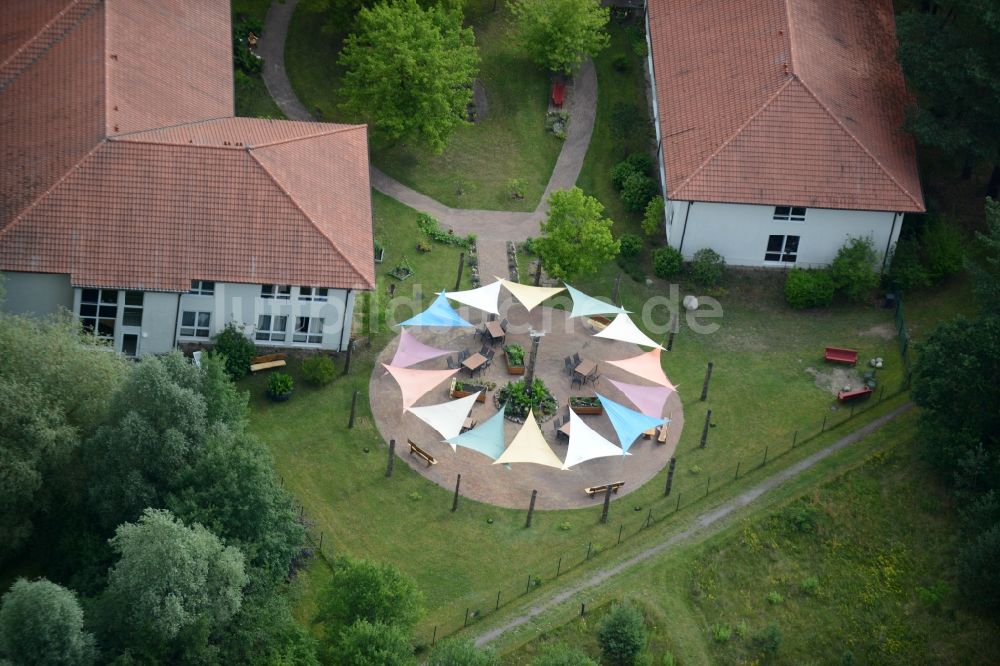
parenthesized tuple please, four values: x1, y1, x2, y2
(108, 115, 234, 139)
(670, 77, 794, 197)
(793, 77, 924, 210)
(248, 122, 367, 149)
(247, 151, 372, 288)
(783, 0, 798, 74)
(0, 0, 100, 91)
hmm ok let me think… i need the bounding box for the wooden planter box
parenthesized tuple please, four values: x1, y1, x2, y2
(505, 351, 525, 375)
(570, 398, 603, 415)
(450, 379, 487, 403)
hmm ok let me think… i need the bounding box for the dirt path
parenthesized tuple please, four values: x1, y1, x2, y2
(473, 402, 914, 646)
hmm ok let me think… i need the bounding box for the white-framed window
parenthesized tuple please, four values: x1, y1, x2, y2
(79, 289, 118, 338)
(189, 280, 215, 295)
(773, 206, 806, 222)
(256, 315, 288, 342)
(122, 291, 144, 327)
(261, 284, 291, 300)
(299, 286, 329, 302)
(765, 234, 800, 263)
(293, 317, 324, 344)
(180, 311, 211, 338)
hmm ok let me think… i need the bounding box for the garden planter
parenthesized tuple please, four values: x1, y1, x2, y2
(570, 404, 603, 415)
(450, 379, 487, 402)
(505, 351, 525, 376)
(570, 397, 602, 415)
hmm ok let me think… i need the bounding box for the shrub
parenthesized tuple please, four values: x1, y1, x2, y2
(611, 162, 635, 191)
(507, 178, 526, 201)
(621, 173, 658, 213)
(922, 216, 965, 281)
(752, 623, 782, 655)
(619, 234, 643, 260)
(233, 18, 263, 75)
(521, 237, 539, 254)
(766, 590, 784, 605)
(624, 152, 654, 175)
(784, 268, 835, 309)
(504, 344, 525, 366)
(712, 624, 732, 643)
(830, 236, 878, 302)
(691, 248, 726, 286)
(885, 235, 929, 292)
(597, 601, 647, 666)
(266, 372, 294, 398)
(301, 355, 336, 386)
(782, 502, 819, 534)
(642, 196, 665, 237)
(611, 53, 629, 72)
(652, 246, 683, 278)
(800, 576, 819, 596)
(531, 643, 598, 666)
(212, 322, 256, 379)
(610, 153, 654, 192)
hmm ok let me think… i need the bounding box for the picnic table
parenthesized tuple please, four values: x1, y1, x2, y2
(462, 352, 486, 376)
(485, 320, 505, 344)
(574, 359, 596, 380)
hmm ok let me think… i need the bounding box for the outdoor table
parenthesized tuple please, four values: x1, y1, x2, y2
(574, 359, 597, 380)
(462, 353, 486, 376)
(485, 320, 505, 344)
(558, 421, 572, 437)
(462, 417, 476, 433)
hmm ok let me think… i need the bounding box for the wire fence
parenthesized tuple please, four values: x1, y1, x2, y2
(895, 295, 913, 376)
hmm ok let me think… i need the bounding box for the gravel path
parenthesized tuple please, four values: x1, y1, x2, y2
(473, 402, 914, 645)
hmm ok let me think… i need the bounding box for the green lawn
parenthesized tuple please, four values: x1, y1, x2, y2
(284, 1, 562, 211)
(503, 412, 1000, 665)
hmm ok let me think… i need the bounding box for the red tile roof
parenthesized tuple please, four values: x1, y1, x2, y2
(647, 0, 924, 212)
(1, 0, 375, 291)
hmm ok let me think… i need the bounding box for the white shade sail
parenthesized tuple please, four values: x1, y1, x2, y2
(494, 409, 564, 468)
(565, 283, 625, 318)
(498, 278, 565, 312)
(407, 392, 481, 444)
(562, 410, 626, 469)
(594, 312, 663, 349)
(445, 280, 502, 315)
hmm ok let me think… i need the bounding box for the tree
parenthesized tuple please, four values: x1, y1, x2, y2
(316, 557, 423, 633)
(829, 236, 878, 302)
(957, 523, 1000, 613)
(531, 643, 598, 666)
(426, 638, 500, 666)
(596, 601, 647, 666)
(0, 579, 96, 666)
(512, 0, 610, 74)
(968, 197, 1000, 314)
(339, 0, 479, 153)
(211, 322, 256, 380)
(217, 590, 319, 666)
(327, 620, 415, 666)
(100, 509, 247, 659)
(536, 187, 620, 281)
(642, 196, 665, 237)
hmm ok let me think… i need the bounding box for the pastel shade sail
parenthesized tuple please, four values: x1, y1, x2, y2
(565, 283, 625, 318)
(597, 393, 666, 453)
(607, 348, 677, 389)
(407, 392, 480, 443)
(498, 278, 566, 312)
(494, 409, 564, 468)
(382, 364, 458, 411)
(389, 328, 454, 368)
(562, 410, 626, 469)
(608, 379, 672, 417)
(446, 280, 502, 315)
(446, 405, 507, 460)
(398, 291, 473, 328)
(594, 312, 663, 349)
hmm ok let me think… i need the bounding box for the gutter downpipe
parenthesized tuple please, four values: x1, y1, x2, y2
(881, 212, 900, 273)
(678, 202, 693, 255)
(339, 288, 353, 351)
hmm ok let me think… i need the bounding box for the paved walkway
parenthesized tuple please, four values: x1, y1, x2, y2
(472, 402, 914, 645)
(258, 0, 599, 268)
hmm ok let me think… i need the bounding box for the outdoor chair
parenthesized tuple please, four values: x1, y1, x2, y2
(480, 343, 490, 356)
(553, 416, 565, 440)
(447, 356, 458, 370)
(488, 313, 497, 321)
(564, 356, 575, 375)
(501, 318, 509, 332)
(586, 369, 600, 385)
(571, 375, 583, 390)
(476, 326, 487, 341)
(573, 352, 582, 365)
(459, 349, 470, 362)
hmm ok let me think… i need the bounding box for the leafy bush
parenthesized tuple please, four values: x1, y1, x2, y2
(611, 162, 636, 191)
(301, 355, 336, 386)
(922, 216, 965, 281)
(611, 53, 629, 72)
(830, 236, 878, 302)
(266, 372, 294, 398)
(504, 344, 525, 366)
(691, 248, 726, 286)
(642, 196, 665, 237)
(619, 233, 643, 260)
(752, 623, 782, 655)
(597, 601, 647, 666)
(784, 268, 835, 309)
(416, 213, 469, 248)
(212, 322, 256, 379)
(957, 522, 1000, 613)
(623, 152, 654, 175)
(521, 237, 539, 254)
(497, 379, 556, 419)
(782, 502, 819, 534)
(652, 246, 683, 278)
(233, 18, 263, 75)
(610, 153, 654, 192)
(885, 234, 930, 292)
(621, 173, 658, 213)
(800, 576, 820, 596)
(712, 624, 732, 643)
(766, 590, 784, 605)
(507, 178, 526, 200)
(531, 643, 598, 666)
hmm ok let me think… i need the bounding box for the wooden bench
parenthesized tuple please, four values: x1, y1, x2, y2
(407, 439, 437, 466)
(837, 386, 873, 402)
(586, 315, 612, 333)
(250, 353, 287, 373)
(656, 424, 669, 444)
(585, 481, 625, 497)
(551, 81, 566, 107)
(824, 346, 858, 366)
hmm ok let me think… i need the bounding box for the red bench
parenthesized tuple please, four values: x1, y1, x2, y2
(550, 81, 566, 107)
(837, 386, 873, 402)
(824, 346, 858, 365)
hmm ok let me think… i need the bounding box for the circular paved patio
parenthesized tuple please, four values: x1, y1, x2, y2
(369, 305, 684, 510)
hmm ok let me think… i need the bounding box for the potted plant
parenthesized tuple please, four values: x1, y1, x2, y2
(570, 395, 603, 415)
(504, 343, 525, 375)
(373, 238, 385, 263)
(450, 378, 487, 402)
(266, 371, 294, 402)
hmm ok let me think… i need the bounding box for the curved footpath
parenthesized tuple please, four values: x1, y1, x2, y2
(258, 0, 598, 280)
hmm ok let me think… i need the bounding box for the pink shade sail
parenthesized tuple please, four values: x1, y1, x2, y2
(382, 364, 458, 411)
(606, 348, 677, 389)
(389, 328, 454, 368)
(608, 379, 672, 417)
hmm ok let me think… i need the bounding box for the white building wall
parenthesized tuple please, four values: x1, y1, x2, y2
(1, 271, 73, 316)
(672, 201, 902, 268)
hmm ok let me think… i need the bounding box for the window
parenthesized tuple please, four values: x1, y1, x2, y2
(765, 235, 800, 263)
(773, 206, 806, 222)
(256, 315, 288, 342)
(298, 286, 329, 302)
(261, 285, 291, 300)
(293, 317, 324, 344)
(180, 311, 211, 338)
(79, 289, 118, 338)
(122, 291, 143, 327)
(189, 280, 215, 295)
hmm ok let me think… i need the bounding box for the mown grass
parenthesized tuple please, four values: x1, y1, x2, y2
(285, 1, 562, 211)
(503, 412, 1000, 665)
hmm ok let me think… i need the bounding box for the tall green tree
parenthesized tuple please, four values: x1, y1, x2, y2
(0, 579, 96, 666)
(597, 601, 647, 666)
(968, 197, 1000, 313)
(536, 187, 620, 280)
(99, 509, 247, 660)
(339, 0, 479, 153)
(512, 0, 609, 74)
(426, 638, 500, 666)
(896, 0, 1000, 194)
(327, 620, 415, 666)
(315, 557, 423, 633)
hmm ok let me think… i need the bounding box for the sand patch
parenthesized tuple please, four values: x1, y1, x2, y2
(860, 323, 895, 339)
(805, 366, 864, 395)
